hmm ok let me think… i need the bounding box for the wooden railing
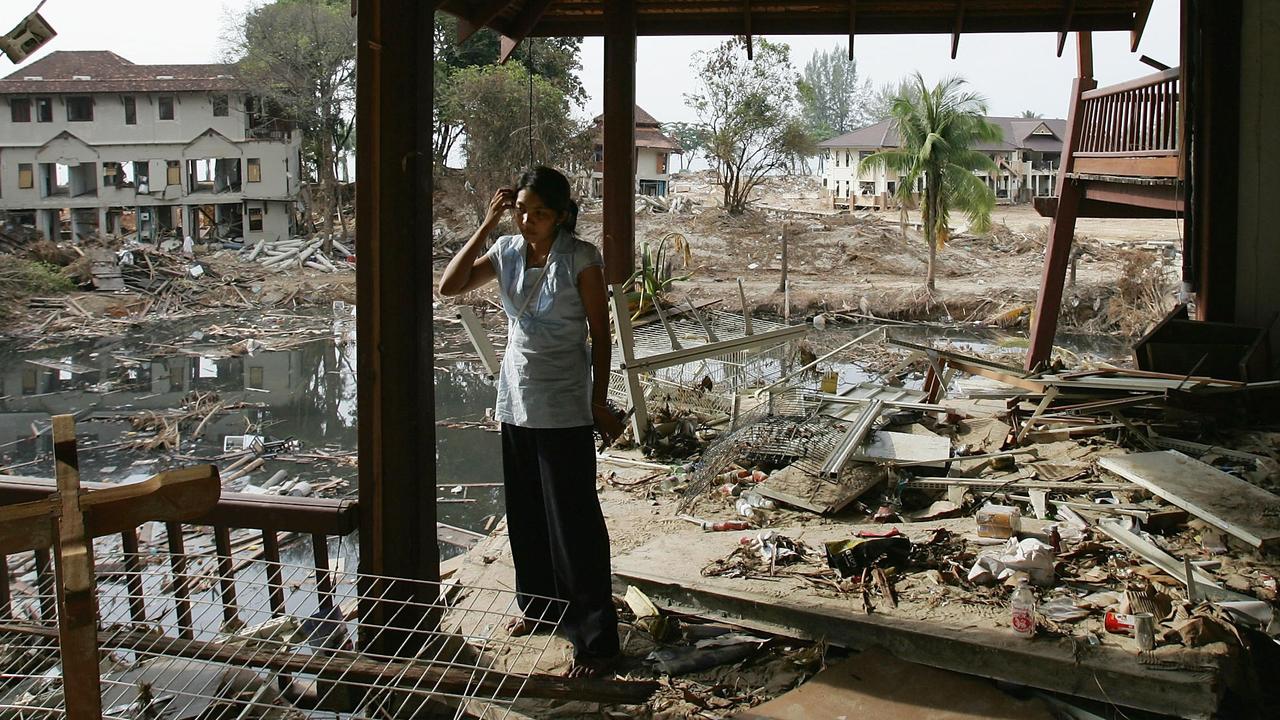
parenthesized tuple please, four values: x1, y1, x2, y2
(0, 474, 357, 629)
(1073, 67, 1181, 178)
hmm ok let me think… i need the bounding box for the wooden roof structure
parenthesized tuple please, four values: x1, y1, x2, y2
(438, 0, 1154, 58)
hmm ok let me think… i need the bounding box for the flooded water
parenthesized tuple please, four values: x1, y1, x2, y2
(0, 310, 502, 550)
(0, 311, 1125, 563)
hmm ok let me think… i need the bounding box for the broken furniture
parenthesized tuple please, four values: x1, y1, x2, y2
(609, 292, 808, 440)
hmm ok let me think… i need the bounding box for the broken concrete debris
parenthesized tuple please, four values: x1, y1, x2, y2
(579, 324, 1280, 717)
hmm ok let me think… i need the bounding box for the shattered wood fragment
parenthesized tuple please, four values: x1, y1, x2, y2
(1100, 451, 1280, 551)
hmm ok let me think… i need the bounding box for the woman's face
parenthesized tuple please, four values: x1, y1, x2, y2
(515, 188, 566, 244)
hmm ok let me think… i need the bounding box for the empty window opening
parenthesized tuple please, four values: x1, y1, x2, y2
(158, 95, 175, 121)
(35, 97, 52, 122)
(18, 163, 33, 189)
(102, 161, 121, 188)
(187, 158, 242, 194)
(123, 96, 136, 125)
(247, 207, 263, 232)
(133, 161, 150, 192)
(42, 163, 69, 197)
(212, 94, 229, 117)
(198, 357, 218, 379)
(166, 160, 180, 186)
(246, 158, 261, 183)
(114, 161, 136, 188)
(248, 366, 264, 389)
(10, 98, 31, 122)
(66, 96, 93, 121)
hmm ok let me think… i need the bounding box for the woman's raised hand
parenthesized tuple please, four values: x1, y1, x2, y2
(485, 187, 516, 227)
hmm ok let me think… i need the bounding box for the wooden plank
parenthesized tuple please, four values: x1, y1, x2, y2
(1099, 450, 1280, 551)
(756, 464, 883, 514)
(51, 415, 103, 720)
(1071, 155, 1180, 177)
(612, 525, 1225, 718)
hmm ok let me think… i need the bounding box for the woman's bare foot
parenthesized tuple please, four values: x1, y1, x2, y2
(506, 616, 534, 636)
(565, 655, 618, 679)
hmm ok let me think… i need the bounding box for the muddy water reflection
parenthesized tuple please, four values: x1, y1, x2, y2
(0, 312, 503, 541)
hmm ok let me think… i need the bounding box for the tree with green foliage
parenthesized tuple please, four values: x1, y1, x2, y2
(797, 46, 873, 141)
(223, 0, 355, 247)
(1020, 109, 1043, 118)
(858, 73, 1001, 291)
(432, 12, 584, 168)
(865, 79, 908, 122)
(441, 62, 587, 221)
(687, 37, 802, 215)
(660, 121, 707, 172)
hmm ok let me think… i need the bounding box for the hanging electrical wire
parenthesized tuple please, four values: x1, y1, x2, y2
(527, 38, 536, 167)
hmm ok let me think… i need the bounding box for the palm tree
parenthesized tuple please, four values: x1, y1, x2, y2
(1020, 109, 1043, 118)
(859, 73, 1001, 291)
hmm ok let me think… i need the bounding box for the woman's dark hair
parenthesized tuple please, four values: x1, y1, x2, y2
(516, 165, 579, 236)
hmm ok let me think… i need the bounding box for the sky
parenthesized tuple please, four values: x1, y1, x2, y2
(8, 0, 1179, 129)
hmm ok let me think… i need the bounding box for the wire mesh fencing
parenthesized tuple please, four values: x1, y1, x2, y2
(1, 548, 567, 720)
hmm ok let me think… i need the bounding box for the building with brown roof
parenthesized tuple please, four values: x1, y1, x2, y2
(818, 116, 1066, 209)
(588, 105, 683, 197)
(0, 51, 301, 244)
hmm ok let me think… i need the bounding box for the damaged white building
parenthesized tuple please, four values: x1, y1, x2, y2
(0, 50, 301, 244)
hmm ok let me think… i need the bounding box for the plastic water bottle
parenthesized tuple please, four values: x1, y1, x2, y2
(1010, 578, 1036, 638)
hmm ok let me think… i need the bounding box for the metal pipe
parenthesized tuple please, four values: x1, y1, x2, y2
(819, 399, 883, 478)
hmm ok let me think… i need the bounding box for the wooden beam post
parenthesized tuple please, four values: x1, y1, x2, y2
(603, 0, 636, 284)
(1188, 0, 1241, 322)
(848, 0, 857, 59)
(355, 0, 439, 653)
(603, 0, 644, 439)
(51, 415, 102, 720)
(951, 0, 965, 59)
(1027, 33, 1096, 370)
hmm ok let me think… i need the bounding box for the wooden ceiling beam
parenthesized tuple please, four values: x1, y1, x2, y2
(1131, 0, 1154, 52)
(497, 0, 556, 63)
(951, 0, 965, 59)
(744, 0, 753, 60)
(848, 0, 857, 60)
(456, 0, 519, 44)
(1056, 0, 1076, 57)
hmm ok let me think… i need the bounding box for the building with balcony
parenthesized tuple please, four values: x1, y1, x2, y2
(587, 105, 682, 198)
(0, 50, 301, 244)
(818, 116, 1065, 209)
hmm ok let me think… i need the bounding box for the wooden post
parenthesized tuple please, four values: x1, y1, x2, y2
(355, 0, 439, 653)
(604, 0, 646, 439)
(1188, 0, 1242, 322)
(50, 415, 103, 720)
(1027, 33, 1096, 370)
(603, 0, 636, 284)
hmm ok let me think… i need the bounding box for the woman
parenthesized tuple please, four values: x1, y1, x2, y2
(439, 166, 624, 678)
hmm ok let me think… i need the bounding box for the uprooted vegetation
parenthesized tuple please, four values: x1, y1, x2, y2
(0, 258, 75, 317)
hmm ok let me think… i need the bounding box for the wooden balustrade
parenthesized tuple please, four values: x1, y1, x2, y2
(0, 475, 357, 630)
(1072, 67, 1181, 178)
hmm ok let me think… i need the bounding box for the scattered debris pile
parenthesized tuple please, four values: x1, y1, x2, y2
(593, 322, 1280, 717)
(240, 236, 355, 274)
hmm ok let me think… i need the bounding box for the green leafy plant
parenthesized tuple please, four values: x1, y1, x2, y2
(626, 232, 692, 319)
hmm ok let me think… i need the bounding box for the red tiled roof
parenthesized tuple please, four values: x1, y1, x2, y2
(0, 51, 242, 95)
(591, 104, 683, 151)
